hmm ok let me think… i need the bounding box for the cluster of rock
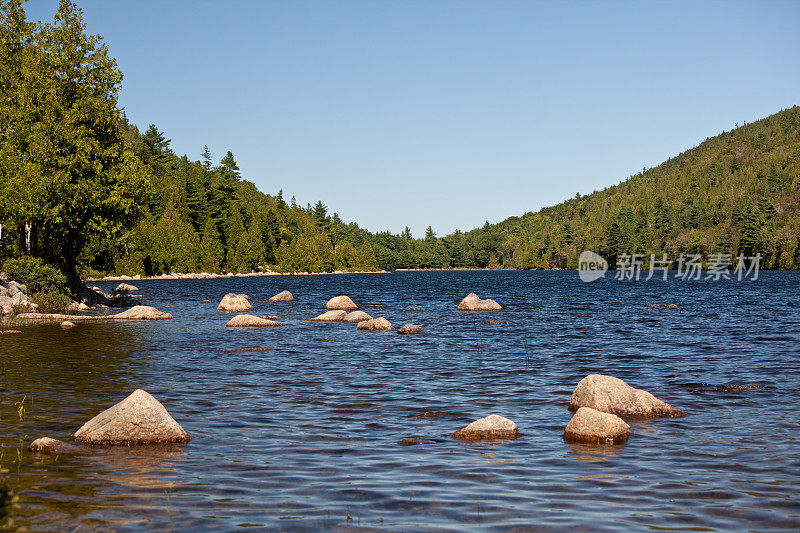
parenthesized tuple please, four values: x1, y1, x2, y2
(306, 295, 401, 333)
(0, 280, 38, 315)
(221, 290, 292, 328)
(400, 374, 685, 446)
(563, 374, 686, 444)
(29, 389, 190, 454)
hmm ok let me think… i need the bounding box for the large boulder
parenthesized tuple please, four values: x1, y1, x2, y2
(343, 310, 372, 323)
(226, 314, 283, 327)
(115, 282, 139, 293)
(267, 290, 294, 302)
(326, 295, 358, 310)
(451, 414, 519, 440)
(564, 407, 632, 444)
(217, 293, 253, 312)
(356, 317, 393, 331)
(74, 389, 191, 445)
(569, 374, 686, 417)
(398, 324, 425, 335)
(457, 293, 503, 311)
(112, 306, 173, 320)
(309, 310, 347, 322)
(7, 281, 26, 297)
(28, 437, 81, 454)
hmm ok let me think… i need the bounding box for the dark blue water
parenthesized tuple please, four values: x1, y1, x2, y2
(1, 271, 799, 531)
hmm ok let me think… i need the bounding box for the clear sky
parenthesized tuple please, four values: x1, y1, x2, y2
(25, 0, 800, 237)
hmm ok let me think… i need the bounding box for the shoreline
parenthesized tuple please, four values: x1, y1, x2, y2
(87, 269, 391, 282)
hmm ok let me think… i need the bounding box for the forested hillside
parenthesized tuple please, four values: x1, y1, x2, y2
(2, 1, 799, 282)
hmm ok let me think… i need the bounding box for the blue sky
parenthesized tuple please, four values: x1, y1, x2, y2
(26, 0, 800, 237)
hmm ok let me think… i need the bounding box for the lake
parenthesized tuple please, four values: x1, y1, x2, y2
(1, 270, 799, 531)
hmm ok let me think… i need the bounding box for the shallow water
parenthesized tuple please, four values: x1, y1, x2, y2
(1, 271, 799, 531)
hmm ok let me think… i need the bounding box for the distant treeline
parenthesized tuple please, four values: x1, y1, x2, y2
(1, 1, 799, 282)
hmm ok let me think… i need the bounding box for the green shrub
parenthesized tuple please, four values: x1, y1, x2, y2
(30, 292, 72, 313)
(1, 256, 68, 295)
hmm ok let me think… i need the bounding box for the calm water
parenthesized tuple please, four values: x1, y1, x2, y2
(1, 271, 799, 531)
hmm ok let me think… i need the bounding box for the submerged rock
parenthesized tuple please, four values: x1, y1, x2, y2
(28, 437, 80, 454)
(356, 317, 393, 331)
(343, 310, 372, 323)
(457, 293, 503, 311)
(397, 324, 425, 335)
(326, 295, 358, 310)
(74, 389, 191, 446)
(309, 310, 347, 322)
(226, 314, 283, 327)
(398, 437, 436, 446)
(217, 293, 253, 312)
(569, 374, 686, 417)
(267, 290, 294, 302)
(451, 414, 519, 440)
(112, 306, 173, 320)
(564, 407, 632, 444)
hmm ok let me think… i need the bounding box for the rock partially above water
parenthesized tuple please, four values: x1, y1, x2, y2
(217, 293, 253, 312)
(28, 437, 80, 454)
(451, 414, 519, 440)
(309, 310, 347, 322)
(343, 310, 372, 323)
(61, 320, 75, 328)
(226, 314, 283, 327)
(74, 389, 191, 446)
(569, 374, 686, 417)
(115, 283, 139, 293)
(326, 295, 358, 310)
(458, 293, 503, 311)
(268, 290, 294, 302)
(398, 324, 425, 335)
(356, 317, 393, 331)
(563, 407, 632, 444)
(112, 306, 173, 320)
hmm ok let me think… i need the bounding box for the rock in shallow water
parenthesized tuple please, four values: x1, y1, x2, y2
(563, 407, 631, 444)
(61, 320, 75, 328)
(28, 437, 81, 454)
(326, 295, 357, 310)
(458, 293, 503, 311)
(112, 306, 173, 320)
(217, 293, 253, 312)
(451, 414, 519, 440)
(356, 317, 393, 331)
(268, 290, 294, 302)
(343, 310, 372, 323)
(309, 310, 347, 322)
(226, 314, 283, 327)
(74, 389, 191, 446)
(397, 324, 425, 335)
(569, 374, 686, 417)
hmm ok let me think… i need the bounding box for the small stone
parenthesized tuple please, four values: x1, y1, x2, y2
(326, 295, 358, 310)
(217, 293, 253, 312)
(28, 437, 80, 454)
(74, 389, 191, 446)
(569, 374, 686, 417)
(225, 314, 283, 327)
(398, 324, 425, 335)
(61, 320, 75, 328)
(309, 310, 347, 322)
(564, 407, 632, 444)
(451, 414, 519, 440)
(398, 437, 436, 446)
(267, 290, 294, 302)
(343, 310, 373, 323)
(356, 317, 393, 331)
(112, 306, 173, 320)
(458, 293, 503, 311)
